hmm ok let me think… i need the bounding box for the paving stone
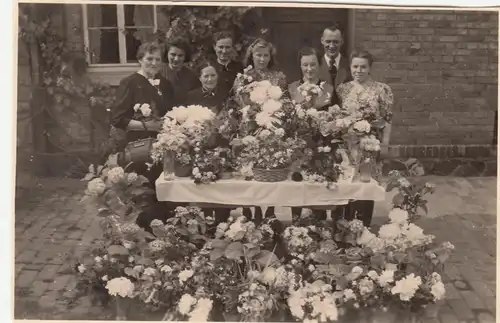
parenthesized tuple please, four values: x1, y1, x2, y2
(439, 313, 461, 323)
(469, 280, 495, 298)
(447, 299, 476, 321)
(16, 249, 38, 263)
(16, 270, 38, 288)
(37, 264, 62, 282)
(476, 312, 496, 323)
(445, 264, 463, 281)
(30, 281, 49, 297)
(49, 274, 73, 291)
(460, 291, 487, 310)
(445, 283, 462, 299)
(38, 290, 60, 309)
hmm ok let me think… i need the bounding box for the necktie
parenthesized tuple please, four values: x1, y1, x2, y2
(329, 61, 338, 82)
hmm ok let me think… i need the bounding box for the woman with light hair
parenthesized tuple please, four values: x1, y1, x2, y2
(232, 38, 288, 224)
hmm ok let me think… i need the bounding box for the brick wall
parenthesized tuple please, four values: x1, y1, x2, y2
(354, 9, 498, 146)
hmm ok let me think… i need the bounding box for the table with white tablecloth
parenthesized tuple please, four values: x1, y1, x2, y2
(155, 173, 386, 208)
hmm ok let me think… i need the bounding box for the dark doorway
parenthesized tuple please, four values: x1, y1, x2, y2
(262, 7, 350, 82)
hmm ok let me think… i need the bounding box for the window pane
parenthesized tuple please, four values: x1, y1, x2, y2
(86, 4, 117, 27)
(88, 29, 120, 64)
(125, 27, 155, 63)
(124, 5, 155, 28)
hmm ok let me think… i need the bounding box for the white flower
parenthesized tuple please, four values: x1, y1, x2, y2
(353, 120, 371, 133)
(140, 103, 152, 117)
(323, 146, 331, 153)
(350, 266, 363, 278)
(259, 267, 277, 285)
(94, 256, 102, 263)
(306, 108, 319, 118)
(144, 267, 156, 276)
(379, 223, 401, 240)
(262, 99, 282, 113)
(249, 87, 268, 104)
(388, 208, 409, 224)
(77, 264, 86, 273)
(127, 172, 138, 184)
(189, 298, 213, 322)
(431, 281, 446, 301)
(161, 265, 173, 273)
(267, 85, 283, 100)
(179, 269, 194, 284)
(367, 270, 379, 280)
(105, 277, 135, 298)
(274, 128, 285, 137)
(122, 241, 133, 249)
(102, 275, 108, 281)
(87, 178, 106, 196)
(391, 273, 422, 301)
(378, 269, 395, 287)
(149, 79, 160, 86)
(343, 288, 356, 301)
(178, 294, 196, 315)
(308, 264, 316, 272)
(258, 129, 271, 139)
(217, 222, 229, 232)
(107, 167, 125, 184)
(359, 277, 375, 295)
(295, 106, 306, 118)
(133, 103, 141, 112)
(398, 178, 411, 188)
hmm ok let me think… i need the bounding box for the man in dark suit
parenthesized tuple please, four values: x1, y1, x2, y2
(313, 23, 353, 221)
(318, 23, 353, 106)
(211, 31, 244, 100)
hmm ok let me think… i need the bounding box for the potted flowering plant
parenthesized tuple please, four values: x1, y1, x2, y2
(386, 169, 435, 222)
(151, 105, 216, 178)
(191, 147, 236, 184)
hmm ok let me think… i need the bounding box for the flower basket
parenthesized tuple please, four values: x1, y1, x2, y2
(219, 171, 233, 180)
(174, 163, 192, 177)
(253, 167, 289, 182)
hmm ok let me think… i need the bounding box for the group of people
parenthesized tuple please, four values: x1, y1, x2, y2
(108, 22, 394, 232)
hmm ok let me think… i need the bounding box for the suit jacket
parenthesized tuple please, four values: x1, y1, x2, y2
(318, 54, 352, 88)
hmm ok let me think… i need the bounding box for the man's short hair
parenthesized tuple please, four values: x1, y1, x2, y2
(323, 23, 343, 38)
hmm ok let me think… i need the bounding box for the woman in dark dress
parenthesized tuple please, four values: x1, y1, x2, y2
(186, 60, 232, 224)
(162, 37, 200, 105)
(111, 41, 177, 232)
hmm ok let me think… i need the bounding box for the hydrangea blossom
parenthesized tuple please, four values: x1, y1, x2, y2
(105, 277, 135, 298)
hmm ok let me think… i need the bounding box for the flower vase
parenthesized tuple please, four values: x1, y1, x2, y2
(359, 157, 372, 183)
(115, 296, 130, 320)
(219, 171, 233, 180)
(371, 308, 398, 323)
(163, 150, 175, 179)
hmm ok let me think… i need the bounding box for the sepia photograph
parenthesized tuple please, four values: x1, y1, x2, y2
(14, 0, 497, 321)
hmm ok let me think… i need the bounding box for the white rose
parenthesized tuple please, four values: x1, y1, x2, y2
(323, 146, 331, 153)
(267, 86, 283, 100)
(133, 103, 141, 112)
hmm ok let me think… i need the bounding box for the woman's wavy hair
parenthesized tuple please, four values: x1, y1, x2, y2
(164, 37, 193, 63)
(136, 41, 163, 61)
(194, 59, 218, 77)
(243, 38, 278, 69)
(297, 46, 322, 66)
(350, 49, 374, 67)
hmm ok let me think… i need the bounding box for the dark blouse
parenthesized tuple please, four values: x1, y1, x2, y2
(212, 59, 244, 99)
(162, 65, 201, 106)
(111, 73, 175, 142)
(186, 87, 227, 115)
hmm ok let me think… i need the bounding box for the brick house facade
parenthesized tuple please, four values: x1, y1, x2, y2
(16, 4, 498, 176)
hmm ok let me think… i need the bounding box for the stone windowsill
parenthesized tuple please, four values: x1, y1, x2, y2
(87, 65, 139, 86)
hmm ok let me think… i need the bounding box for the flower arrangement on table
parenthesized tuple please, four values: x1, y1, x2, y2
(151, 105, 219, 181)
(229, 78, 308, 181)
(75, 171, 453, 322)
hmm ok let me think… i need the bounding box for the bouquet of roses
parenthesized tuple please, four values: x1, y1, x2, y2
(132, 102, 157, 123)
(151, 105, 216, 166)
(296, 81, 332, 110)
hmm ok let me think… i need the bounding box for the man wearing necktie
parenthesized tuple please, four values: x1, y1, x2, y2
(313, 23, 353, 221)
(319, 23, 352, 106)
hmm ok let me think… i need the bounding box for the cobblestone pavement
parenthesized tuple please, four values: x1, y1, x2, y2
(14, 176, 497, 322)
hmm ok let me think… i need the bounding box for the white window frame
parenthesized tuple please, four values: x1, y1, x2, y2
(82, 4, 158, 85)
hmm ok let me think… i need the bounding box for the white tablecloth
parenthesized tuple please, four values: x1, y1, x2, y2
(155, 173, 386, 207)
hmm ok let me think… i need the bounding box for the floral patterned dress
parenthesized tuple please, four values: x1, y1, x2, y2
(337, 78, 394, 180)
(233, 68, 288, 94)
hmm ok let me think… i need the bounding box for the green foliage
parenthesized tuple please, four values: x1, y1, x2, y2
(160, 6, 256, 65)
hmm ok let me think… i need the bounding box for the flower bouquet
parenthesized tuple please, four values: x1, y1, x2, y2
(234, 130, 306, 182)
(296, 81, 332, 110)
(191, 147, 236, 184)
(151, 105, 216, 179)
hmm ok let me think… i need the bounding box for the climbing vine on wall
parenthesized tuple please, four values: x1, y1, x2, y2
(18, 3, 116, 177)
